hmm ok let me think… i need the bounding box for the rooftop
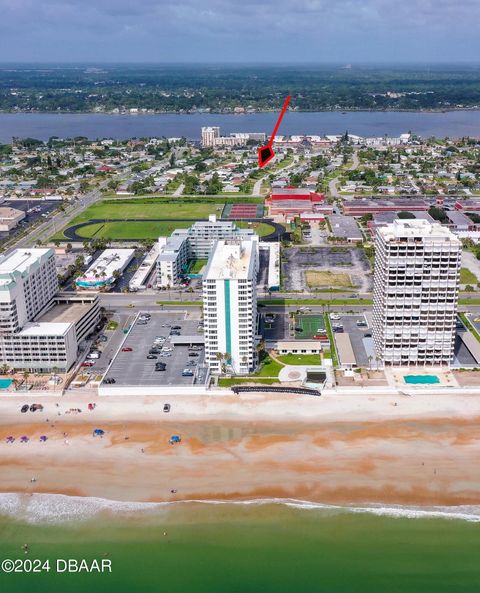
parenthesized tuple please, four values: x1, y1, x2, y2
(37, 302, 93, 324)
(204, 238, 257, 280)
(379, 219, 461, 243)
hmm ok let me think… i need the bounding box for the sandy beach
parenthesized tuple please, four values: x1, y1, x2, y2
(1, 392, 480, 507)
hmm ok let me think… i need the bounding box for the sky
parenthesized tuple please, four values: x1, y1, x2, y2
(0, 0, 479, 63)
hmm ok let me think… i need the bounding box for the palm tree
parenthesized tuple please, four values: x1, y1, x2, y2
(368, 355, 373, 369)
(22, 370, 30, 391)
(0, 363, 9, 375)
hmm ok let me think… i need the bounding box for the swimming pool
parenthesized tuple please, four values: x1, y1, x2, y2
(404, 375, 440, 385)
(0, 378, 13, 389)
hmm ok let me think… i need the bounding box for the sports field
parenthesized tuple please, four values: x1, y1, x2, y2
(294, 314, 326, 339)
(74, 220, 192, 240)
(235, 221, 275, 237)
(69, 201, 224, 225)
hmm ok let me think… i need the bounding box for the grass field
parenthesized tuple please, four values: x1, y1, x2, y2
(235, 221, 274, 237)
(69, 201, 224, 225)
(294, 314, 326, 339)
(305, 270, 353, 288)
(73, 221, 192, 240)
(460, 267, 478, 284)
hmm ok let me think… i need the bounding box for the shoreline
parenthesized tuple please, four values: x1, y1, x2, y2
(2, 492, 480, 524)
(2, 107, 480, 116)
(2, 393, 480, 510)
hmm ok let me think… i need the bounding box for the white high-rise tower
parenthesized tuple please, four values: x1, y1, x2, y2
(372, 219, 461, 366)
(203, 237, 259, 375)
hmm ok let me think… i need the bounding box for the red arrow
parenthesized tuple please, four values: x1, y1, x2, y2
(258, 95, 291, 168)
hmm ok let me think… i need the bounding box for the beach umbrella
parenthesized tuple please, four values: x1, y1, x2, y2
(39, 435, 48, 442)
(169, 435, 181, 444)
(93, 428, 105, 436)
(6, 436, 14, 443)
(20, 436, 29, 443)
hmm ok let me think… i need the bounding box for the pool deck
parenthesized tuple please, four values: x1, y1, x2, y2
(387, 369, 459, 389)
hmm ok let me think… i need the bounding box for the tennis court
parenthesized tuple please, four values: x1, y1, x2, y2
(294, 314, 326, 339)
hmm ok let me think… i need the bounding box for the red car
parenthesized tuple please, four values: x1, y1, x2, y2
(313, 335, 329, 341)
(82, 361, 94, 367)
(122, 347, 133, 352)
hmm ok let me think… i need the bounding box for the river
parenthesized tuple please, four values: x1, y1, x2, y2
(1, 110, 480, 142)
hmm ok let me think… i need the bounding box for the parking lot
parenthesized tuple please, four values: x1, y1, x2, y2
(331, 313, 372, 368)
(282, 246, 372, 292)
(102, 311, 207, 388)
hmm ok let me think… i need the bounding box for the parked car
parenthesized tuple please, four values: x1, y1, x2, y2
(364, 332, 372, 338)
(330, 314, 341, 321)
(149, 348, 161, 354)
(188, 352, 199, 357)
(122, 347, 133, 352)
(155, 366, 167, 372)
(104, 378, 116, 384)
(182, 369, 194, 377)
(171, 325, 182, 330)
(147, 355, 158, 360)
(82, 361, 94, 367)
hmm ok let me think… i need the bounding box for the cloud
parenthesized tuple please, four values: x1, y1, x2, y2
(0, 0, 479, 61)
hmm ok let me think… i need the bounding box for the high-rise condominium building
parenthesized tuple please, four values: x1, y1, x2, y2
(372, 219, 461, 366)
(0, 248, 99, 371)
(203, 237, 259, 375)
(201, 126, 220, 147)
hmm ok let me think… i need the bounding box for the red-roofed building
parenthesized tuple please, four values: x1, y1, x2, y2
(267, 188, 331, 218)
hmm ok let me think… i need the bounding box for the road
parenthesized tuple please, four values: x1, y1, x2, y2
(328, 149, 359, 198)
(173, 182, 184, 197)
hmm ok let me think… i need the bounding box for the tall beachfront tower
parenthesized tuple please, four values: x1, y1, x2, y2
(372, 219, 461, 366)
(203, 237, 259, 375)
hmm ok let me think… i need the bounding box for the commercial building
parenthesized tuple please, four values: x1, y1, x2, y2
(0, 249, 99, 371)
(266, 189, 331, 219)
(372, 220, 461, 367)
(156, 216, 254, 287)
(342, 199, 429, 217)
(75, 249, 135, 289)
(203, 237, 259, 375)
(129, 243, 159, 291)
(328, 215, 363, 242)
(201, 126, 266, 148)
(0, 207, 25, 231)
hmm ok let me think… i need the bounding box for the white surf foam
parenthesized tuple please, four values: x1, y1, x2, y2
(1, 493, 479, 524)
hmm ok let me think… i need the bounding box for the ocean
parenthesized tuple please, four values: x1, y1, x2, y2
(1, 110, 480, 142)
(0, 494, 479, 593)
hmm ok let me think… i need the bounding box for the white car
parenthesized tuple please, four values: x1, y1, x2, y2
(330, 314, 341, 321)
(162, 347, 173, 352)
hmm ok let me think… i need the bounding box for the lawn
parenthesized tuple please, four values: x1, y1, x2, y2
(294, 314, 326, 339)
(234, 221, 274, 237)
(188, 259, 208, 274)
(254, 355, 284, 377)
(460, 267, 478, 284)
(73, 220, 192, 240)
(66, 201, 224, 225)
(218, 377, 279, 387)
(305, 270, 353, 288)
(277, 354, 322, 365)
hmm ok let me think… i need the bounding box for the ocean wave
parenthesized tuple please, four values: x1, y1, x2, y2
(1, 493, 480, 524)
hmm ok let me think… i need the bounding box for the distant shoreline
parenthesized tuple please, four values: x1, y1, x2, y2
(1, 107, 480, 116)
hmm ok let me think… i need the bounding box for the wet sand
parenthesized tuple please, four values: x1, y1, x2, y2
(1, 400, 480, 506)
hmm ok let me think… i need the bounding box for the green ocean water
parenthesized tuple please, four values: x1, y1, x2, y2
(0, 501, 479, 593)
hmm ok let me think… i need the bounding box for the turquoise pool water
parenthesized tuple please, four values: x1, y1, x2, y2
(404, 375, 440, 385)
(0, 378, 13, 389)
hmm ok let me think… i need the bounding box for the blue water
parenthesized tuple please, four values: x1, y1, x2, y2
(0, 379, 12, 389)
(2, 110, 480, 142)
(404, 375, 440, 385)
